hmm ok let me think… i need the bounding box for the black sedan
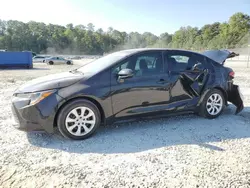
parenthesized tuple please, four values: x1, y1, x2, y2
(11, 48, 244, 140)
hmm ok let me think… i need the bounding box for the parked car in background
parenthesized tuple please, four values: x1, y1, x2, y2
(11, 48, 244, 140)
(32, 56, 46, 63)
(44, 56, 73, 65)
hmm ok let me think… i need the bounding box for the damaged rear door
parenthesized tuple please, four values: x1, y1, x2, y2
(164, 50, 209, 110)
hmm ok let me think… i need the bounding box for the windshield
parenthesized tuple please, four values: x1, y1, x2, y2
(77, 51, 132, 73)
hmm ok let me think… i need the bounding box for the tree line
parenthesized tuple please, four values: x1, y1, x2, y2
(0, 12, 249, 55)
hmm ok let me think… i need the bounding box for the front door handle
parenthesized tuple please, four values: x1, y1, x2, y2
(157, 79, 167, 84)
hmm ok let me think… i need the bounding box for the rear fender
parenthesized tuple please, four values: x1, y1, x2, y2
(196, 87, 227, 112)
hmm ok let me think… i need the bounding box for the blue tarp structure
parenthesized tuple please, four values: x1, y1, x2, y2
(0, 51, 33, 69)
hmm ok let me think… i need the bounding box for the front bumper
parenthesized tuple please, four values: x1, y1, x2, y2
(11, 105, 45, 132)
(11, 93, 64, 133)
(228, 84, 244, 114)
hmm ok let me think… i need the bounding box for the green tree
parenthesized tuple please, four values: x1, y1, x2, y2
(0, 12, 249, 54)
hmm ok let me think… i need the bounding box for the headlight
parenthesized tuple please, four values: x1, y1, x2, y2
(14, 90, 55, 105)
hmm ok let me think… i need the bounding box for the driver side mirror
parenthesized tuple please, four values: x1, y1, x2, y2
(118, 69, 134, 79)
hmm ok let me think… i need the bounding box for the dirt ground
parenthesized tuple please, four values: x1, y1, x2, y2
(0, 60, 250, 187)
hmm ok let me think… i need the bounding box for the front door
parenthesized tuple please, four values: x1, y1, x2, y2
(110, 51, 171, 118)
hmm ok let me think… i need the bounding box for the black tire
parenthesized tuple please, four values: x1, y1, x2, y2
(57, 99, 101, 140)
(49, 61, 54, 65)
(66, 61, 72, 65)
(199, 89, 225, 119)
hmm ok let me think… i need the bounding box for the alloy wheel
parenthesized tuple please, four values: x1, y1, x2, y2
(65, 107, 96, 136)
(206, 93, 223, 116)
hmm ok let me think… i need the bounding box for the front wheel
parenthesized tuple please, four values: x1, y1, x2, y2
(199, 89, 225, 119)
(57, 99, 101, 140)
(66, 61, 72, 65)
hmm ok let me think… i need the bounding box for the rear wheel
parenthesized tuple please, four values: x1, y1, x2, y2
(57, 99, 101, 140)
(49, 61, 54, 65)
(199, 89, 225, 119)
(66, 61, 72, 65)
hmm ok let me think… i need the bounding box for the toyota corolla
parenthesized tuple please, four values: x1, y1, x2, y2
(11, 48, 244, 140)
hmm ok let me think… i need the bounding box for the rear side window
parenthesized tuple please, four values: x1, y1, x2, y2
(165, 51, 206, 72)
(165, 53, 189, 71)
(171, 55, 189, 63)
(187, 54, 207, 70)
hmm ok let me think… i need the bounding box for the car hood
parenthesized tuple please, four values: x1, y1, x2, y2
(202, 50, 239, 65)
(15, 71, 85, 93)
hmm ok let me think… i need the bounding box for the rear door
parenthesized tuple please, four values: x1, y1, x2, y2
(58, 57, 66, 64)
(110, 51, 171, 118)
(54, 57, 61, 64)
(164, 50, 209, 109)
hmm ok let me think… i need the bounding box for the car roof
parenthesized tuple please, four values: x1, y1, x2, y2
(119, 48, 202, 56)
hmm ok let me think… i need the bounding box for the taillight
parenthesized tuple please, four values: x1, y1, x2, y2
(229, 71, 235, 78)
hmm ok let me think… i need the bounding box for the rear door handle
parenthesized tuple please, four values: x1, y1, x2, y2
(157, 79, 168, 84)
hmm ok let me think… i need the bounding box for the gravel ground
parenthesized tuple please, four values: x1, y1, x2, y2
(0, 61, 250, 188)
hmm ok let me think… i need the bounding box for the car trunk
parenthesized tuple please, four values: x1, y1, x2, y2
(201, 50, 239, 65)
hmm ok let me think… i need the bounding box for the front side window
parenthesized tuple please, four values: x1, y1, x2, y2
(113, 61, 129, 74)
(113, 52, 164, 77)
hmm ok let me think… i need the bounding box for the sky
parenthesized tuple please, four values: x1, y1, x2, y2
(0, 0, 250, 36)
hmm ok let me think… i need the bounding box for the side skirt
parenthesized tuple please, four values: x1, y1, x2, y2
(105, 110, 195, 126)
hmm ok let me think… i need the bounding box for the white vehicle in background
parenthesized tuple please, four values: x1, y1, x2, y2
(44, 56, 73, 65)
(32, 56, 46, 63)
